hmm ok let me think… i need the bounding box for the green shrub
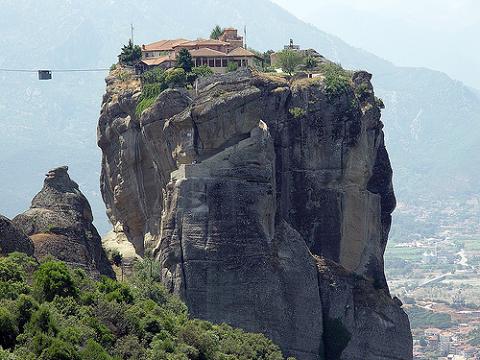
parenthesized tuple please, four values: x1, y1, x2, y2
(289, 107, 306, 119)
(318, 62, 352, 100)
(0, 281, 29, 301)
(38, 338, 80, 360)
(98, 276, 134, 304)
(119, 40, 141, 66)
(0, 253, 35, 300)
(0, 348, 18, 360)
(112, 335, 145, 360)
(0, 307, 18, 349)
(0, 252, 34, 283)
(135, 97, 157, 117)
(165, 68, 186, 88)
(33, 261, 78, 302)
(304, 55, 318, 71)
(82, 317, 115, 348)
(141, 67, 165, 84)
(15, 294, 39, 331)
(192, 65, 214, 77)
(28, 305, 58, 337)
(274, 49, 304, 75)
(178, 321, 218, 359)
(227, 62, 239, 72)
(135, 82, 166, 117)
(79, 340, 112, 360)
(110, 250, 123, 267)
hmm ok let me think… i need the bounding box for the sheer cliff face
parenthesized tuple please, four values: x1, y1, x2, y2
(98, 68, 411, 359)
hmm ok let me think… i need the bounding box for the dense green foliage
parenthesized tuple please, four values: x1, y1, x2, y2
(0, 253, 287, 360)
(304, 56, 317, 71)
(227, 62, 238, 73)
(288, 107, 306, 119)
(33, 261, 78, 301)
(274, 50, 304, 76)
(317, 63, 352, 100)
(164, 68, 187, 87)
(405, 305, 454, 329)
(119, 40, 142, 66)
(210, 25, 224, 40)
(135, 82, 166, 117)
(136, 64, 213, 116)
(191, 65, 214, 78)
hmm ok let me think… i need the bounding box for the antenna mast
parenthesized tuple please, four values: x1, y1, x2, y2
(244, 25, 247, 49)
(131, 23, 135, 44)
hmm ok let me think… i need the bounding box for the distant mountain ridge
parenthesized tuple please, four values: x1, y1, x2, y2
(1, 0, 479, 237)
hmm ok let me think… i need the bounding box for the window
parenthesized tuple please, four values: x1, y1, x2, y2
(222, 59, 228, 67)
(209, 59, 215, 67)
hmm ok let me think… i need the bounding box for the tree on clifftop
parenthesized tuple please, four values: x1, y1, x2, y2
(119, 39, 142, 65)
(275, 49, 304, 76)
(176, 48, 193, 73)
(210, 25, 224, 40)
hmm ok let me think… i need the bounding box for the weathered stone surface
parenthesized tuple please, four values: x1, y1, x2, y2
(13, 166, 114, 278)
(98, 67, 412, 359)
(0, 215, 34, 256)
(317, 257, 412, 360)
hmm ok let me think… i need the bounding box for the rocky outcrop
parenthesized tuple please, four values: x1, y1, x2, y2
(317, 257, 411, 360)
(13, 166, 114, 278)
(98, 67, 412, 359)
(0, 215, 34, 256)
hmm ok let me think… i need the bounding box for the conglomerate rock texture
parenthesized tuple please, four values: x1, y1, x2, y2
(13, 166, 114, 278)
(98, 67, 412, 359)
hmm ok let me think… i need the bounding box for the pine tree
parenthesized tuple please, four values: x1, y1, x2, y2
(210, 25, 223, 40)
(176, 48, 193, 73)
(119, 40, 142, 65)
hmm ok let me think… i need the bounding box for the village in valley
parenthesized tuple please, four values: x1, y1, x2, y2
(386, 197, 480, 359)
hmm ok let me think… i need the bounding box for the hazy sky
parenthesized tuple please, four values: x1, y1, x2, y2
(271, 0, 480, 89)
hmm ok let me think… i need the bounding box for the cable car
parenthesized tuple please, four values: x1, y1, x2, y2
(38, 70, 52, 80)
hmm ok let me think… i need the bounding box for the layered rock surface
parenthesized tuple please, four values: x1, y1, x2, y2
(0, 215, 34, 256)
(13, 166, 114, 278)
(98, 67, 412, 359)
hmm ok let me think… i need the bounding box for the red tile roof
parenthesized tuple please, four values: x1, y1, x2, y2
(142, 39, 189, 52)
(190, 48, 228, 57)
(141, 55, 173, 66)
(174, 39, 230, 48)
(227, 47, 256, 57)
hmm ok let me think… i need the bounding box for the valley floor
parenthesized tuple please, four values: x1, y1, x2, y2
(386, 233, 480, 359)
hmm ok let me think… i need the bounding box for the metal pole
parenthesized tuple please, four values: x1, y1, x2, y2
(244, 26, 247, 49)
(131, 23, 134, 44)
